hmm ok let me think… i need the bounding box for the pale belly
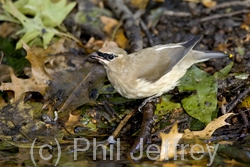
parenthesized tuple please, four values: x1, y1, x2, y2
(108, 65, 188, 99)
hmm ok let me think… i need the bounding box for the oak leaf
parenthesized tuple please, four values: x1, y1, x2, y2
(0, 43, 51, 101)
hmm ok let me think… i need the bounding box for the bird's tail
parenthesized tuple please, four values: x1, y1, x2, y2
(204, 51, 230, 59)
(195, 50, 230, 62)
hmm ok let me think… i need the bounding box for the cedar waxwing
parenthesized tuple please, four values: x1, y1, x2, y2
(90, 36, 227, 105)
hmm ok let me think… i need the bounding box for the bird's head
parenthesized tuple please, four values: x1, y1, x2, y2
(90, 46, 128, 69)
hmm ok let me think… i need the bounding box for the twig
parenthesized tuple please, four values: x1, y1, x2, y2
(205, 0, 250, 14)
(104, 0, 143, 52)
(239, 110, 249, 127)
(102, 99, 119, 118)
(104, 109, 137, 146)
(129, 102, 155, 153)
(226, 87, 250, 113)
(140, 20, 154, 47)
(163, 9, 191, 17)
(200, 10, 250, 23)
(152, 118, 188, 137)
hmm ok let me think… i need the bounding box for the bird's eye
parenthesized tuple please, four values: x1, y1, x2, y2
(108, 54, 114, 60)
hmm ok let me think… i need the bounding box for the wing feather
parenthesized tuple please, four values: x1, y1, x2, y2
(131, 36, 201, 82)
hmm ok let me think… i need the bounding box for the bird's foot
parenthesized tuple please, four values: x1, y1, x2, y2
(138, 96, 160, 111)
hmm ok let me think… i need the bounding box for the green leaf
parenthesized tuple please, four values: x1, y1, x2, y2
(41, 0, 76, 27)
(14, 0, 39, 15)
(16, 30, 40, 49)
(214, 61, 234, 79)
(14, 0, 76, 27)
(0, 13, 19, 23)
(42, 30, 55, 48)
(0, 0, 76, 49)
(155, 94, 181, 116)
(178, 66, 218, 124)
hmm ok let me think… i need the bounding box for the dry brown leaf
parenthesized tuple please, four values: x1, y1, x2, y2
(159, 123, 183, 160)
(154, 0, 164, 2)
(24, 43, 52, 82)
(0, 64, 11, 82)
(184, 0, 199, 2)
(0, 96, 7, 109)
(56, 64, 106, 113)
(159, 113, 233, 161)
(41, 39, 106, 113)
(64, 113, 83, 134)
(214, 43, 232, 52)
(85, 37, 105, 53)
(241, 13, 250, 31)
(100, 16, 118, 35)
(0, 22, 20, 38)
(183, 113, 234, 139)
(202, 0, 217, 8)
(184, 0, 216, 8)
(32, 38, 68, 58)
(131, 0, 149, 9)
(0, 43, 51, 101)
(44, 38, 68, 55)
(242, 34, 250, 43)
(114, 29, 128, 49)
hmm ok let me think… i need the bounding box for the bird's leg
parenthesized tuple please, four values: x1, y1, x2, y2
(138, 95, 160, 111)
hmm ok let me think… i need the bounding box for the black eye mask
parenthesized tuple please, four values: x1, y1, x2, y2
(97, 51, 117, 61)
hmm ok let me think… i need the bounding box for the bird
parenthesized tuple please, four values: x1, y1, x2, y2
(90, 36, 228, 109)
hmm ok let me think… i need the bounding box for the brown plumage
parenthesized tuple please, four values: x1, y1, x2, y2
(90, 36, 227, 100)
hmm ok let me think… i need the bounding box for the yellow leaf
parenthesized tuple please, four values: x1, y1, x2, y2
(114, 29, 128, 49)
(202, 0, 217, 8)
(239, 95, 250, 108)
(159, 123, 183, 160)
(131, 0, 149, 9)
(100, 16, 118, 35)
(183, 113, 234, 139)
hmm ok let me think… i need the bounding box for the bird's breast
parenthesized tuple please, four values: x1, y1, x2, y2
(106, 70, 143, 99)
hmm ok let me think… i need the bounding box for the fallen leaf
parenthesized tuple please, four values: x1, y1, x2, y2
(114, 29, 128, 49)
(0, 100, 47, 140)
(238, 95, 250, 108)
(0, 96, 7, 109)
(241, 13, 250, 31)
(202, 0, 217, 8)
(100, 16, 118, 35)
(0, 43, 51, 101)
(214, 43, 232, 52)
(130, 0, 149, 9)
(85, 37, 105, 53)
(159, 123, 183, 160)
(179, 66, 218, 124)
(0, 64, 12, 82)
(0, 22, 19, 38)
(155, 95, 181, 116)
(183, 113, 234, 139)
(214, 61, 234, 80)
(64, 113, 83, 134)
(0, 0, 76, 49)
(39, 39, 107, 113)
(159, 113, 233, 161)
(56, 64, 106, 112)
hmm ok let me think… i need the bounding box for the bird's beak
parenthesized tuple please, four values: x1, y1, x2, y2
(90, 52, 105, 61)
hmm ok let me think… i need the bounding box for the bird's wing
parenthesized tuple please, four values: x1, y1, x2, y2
(132, 36, 201, 82)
